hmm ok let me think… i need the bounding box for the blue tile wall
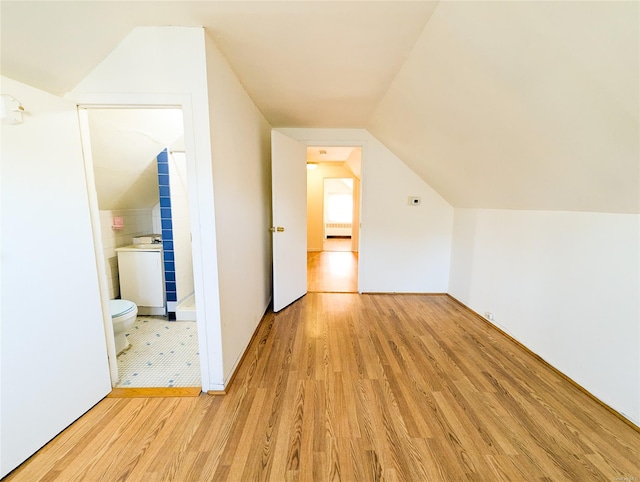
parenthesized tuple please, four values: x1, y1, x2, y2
(157, 162, 169, 174)
(163, 261, 175, 272)
(157, 150, 177, 305)
(163, 251, 175, 262)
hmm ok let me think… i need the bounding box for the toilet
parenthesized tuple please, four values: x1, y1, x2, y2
(109, 299, 138, 354)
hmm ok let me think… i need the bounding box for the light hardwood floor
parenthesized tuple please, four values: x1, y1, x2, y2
(308, 237, 358, 293)
(6, 294, 640, 481)
(322, 238, 353, 252)
(307, 250, 358, 293)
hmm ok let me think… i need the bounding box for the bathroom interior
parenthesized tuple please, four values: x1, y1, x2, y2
(86, 107, 200, 389)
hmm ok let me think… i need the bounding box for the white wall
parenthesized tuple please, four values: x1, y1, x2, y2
(449, 209, 640, 425)
(205, 33, 273, 386)
(0, 77, 112, 476)
(152, 203, 161, 234)
(98, 209, 154, 299)
(280, 128, 454, 293)
(70, 26, 220, 390)
(168, 152, 194, 304)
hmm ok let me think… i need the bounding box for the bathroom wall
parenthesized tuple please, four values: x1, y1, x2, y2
(99, 208, 154, 299)
(168, 151, 194, 304)
(152, 204, 161, 233)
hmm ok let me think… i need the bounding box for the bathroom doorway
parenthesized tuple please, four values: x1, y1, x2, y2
(79, 107, 201, 390)
(306, 147, 361, 293)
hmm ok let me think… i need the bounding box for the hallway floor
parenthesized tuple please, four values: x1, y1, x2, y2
(308, 240, 358, 293)
(322, 237, 353, 252)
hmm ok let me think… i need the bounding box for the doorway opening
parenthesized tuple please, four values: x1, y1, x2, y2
(306, 146, 361, 293)
(80, 107, 201, 389)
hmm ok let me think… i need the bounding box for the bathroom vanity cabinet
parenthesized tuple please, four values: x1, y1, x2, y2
(116, 245, 165, 315)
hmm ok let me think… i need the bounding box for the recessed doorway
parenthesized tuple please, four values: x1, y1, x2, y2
(306, 147, 360, 293)
(80, 107, 201, 390)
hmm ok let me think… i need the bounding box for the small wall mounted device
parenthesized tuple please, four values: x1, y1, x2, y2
(0, 95, 24, 125)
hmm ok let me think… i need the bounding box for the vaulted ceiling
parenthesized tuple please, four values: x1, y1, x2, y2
(87, 108, 184, 211)
(2, 1, 638, 213)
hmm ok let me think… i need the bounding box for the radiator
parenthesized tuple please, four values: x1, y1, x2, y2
(325, 222, 352, 237)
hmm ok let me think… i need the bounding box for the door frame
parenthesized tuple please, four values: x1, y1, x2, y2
(76, 94, 210, 390)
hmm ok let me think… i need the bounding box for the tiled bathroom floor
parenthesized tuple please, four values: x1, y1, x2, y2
(115, 317, 201, 388)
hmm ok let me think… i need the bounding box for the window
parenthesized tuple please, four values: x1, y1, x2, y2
(326, 193, 353, 223)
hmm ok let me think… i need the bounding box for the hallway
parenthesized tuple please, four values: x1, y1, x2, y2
(307, 238, 358, 293)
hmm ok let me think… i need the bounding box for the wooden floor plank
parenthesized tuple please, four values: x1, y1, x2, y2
(5, 294, 640, 481)
(307, 250, 358, 293)
(107, 387, 201, 398)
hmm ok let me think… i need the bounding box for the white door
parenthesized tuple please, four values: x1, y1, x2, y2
(271, 130, 308, 312)
(1, 91, 112, 477)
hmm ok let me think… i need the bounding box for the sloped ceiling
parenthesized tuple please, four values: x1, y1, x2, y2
(1, 1, 637, 213)
(1, 1, 436, 127)
(88, 109, 183, 211)
(307, 146, 362, 178)
(368, 1, 639, 213)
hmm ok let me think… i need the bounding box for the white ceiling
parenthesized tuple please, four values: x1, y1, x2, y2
(307, 145, 362, 178)
(1, 1, 436, 127)
(2, 1, 637, 213)
(307, 146, 355, 163)
(88, 108, 184, 210)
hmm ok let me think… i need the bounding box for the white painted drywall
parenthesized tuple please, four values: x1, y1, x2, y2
(369, 1, 639, 214)
(69, 26, 220, 390)
(99, 208, 154, 299)
(345, 148, 362, 252)
(0, 77, 112, 477)
(204, 33, 273, 386)
(279, 128, 454, 293)
(88, 108, 182, 211)
(449, 208, 640, 425)
(167, 152, 194, 305)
